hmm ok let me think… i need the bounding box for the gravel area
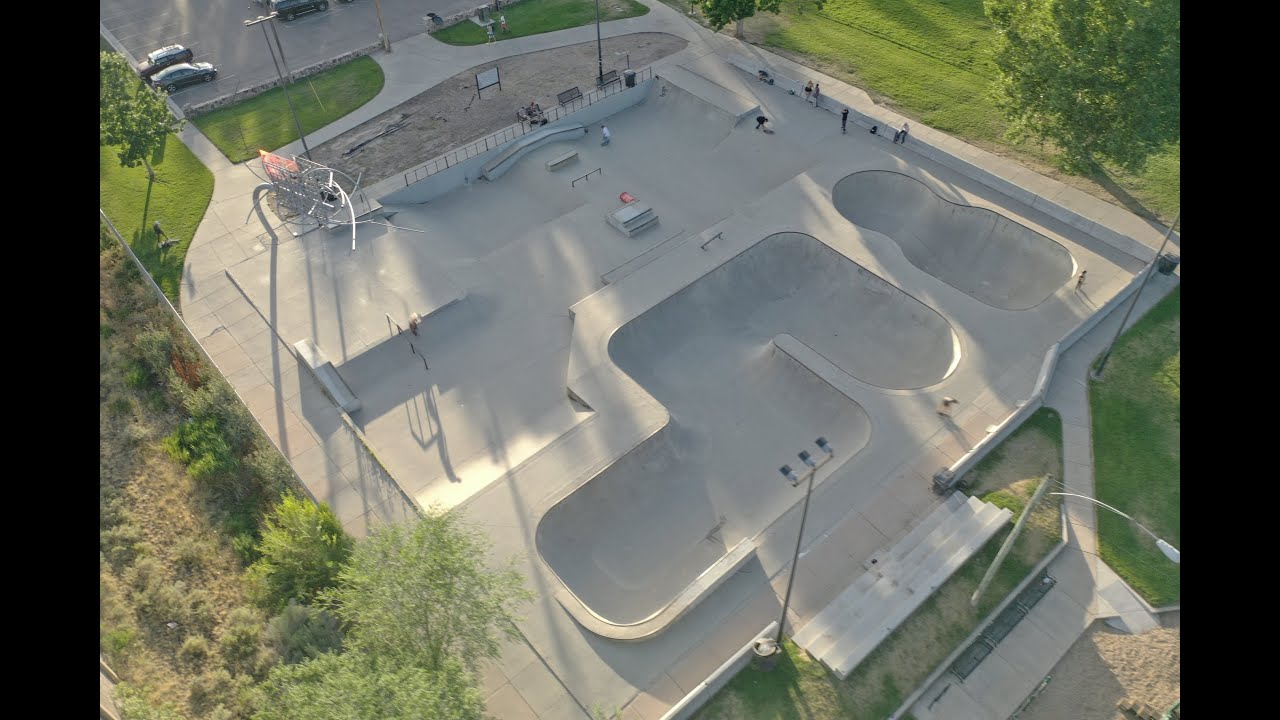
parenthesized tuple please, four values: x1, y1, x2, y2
(311, 32, 687, 186)
(1017, 612, 1180, 720)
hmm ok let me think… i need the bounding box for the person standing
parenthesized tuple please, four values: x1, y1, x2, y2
(812, 83, 821, 107)
(1075, 270, 1087, 291)
(937, 397, 959, 418)
(486, 24, 495, 43)
(894, 122, 910, 144)
(803, 81, 813, 104)
(500, 14, 509, 32)
(601, 124, 611, 146)
(841, 107, 849, 133)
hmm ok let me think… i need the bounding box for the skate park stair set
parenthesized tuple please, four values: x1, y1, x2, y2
(793, 491, 1012, 678)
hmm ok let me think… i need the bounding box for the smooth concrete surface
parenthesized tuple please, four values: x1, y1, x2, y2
(832, 170, 1076, 310)
(167, 2, 1179, 714)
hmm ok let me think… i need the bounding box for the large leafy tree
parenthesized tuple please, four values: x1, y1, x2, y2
(701, 0, 821, 39)
(100, 51, 182, 180)
(321, 507, 534, 672)
(253, 650, 486, 720)
(248, 493, 353, 610)
(985, 0, 1180, 173)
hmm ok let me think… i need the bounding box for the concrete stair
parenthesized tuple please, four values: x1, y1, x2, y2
(792, 493, 1013, 679)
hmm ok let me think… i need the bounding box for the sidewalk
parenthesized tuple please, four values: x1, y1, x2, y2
(910, 269, 1179, 720)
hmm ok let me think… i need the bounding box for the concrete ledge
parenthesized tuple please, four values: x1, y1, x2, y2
(657, 64, 760, 125)
(293, 338, 362, 413)
(554, 539, 756, 642)
(658, 621, 779, 720)
(480, 123, 586, 180)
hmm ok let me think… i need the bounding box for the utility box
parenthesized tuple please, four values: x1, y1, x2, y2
(1156, 252, 1180, 275)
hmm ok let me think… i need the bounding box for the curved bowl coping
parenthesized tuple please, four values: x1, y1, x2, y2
(552, 538, 756, 642)
(480, 122, 586, 181)
(832, 170, 1075, 311)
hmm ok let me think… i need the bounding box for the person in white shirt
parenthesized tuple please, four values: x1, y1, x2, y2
(601, 125, 612, 146)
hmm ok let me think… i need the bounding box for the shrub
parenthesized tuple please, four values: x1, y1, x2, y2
(101, 522, 152, 570)
(249, 494, 353, 610)
(264, 600, 344, 665)
(116, 683, 186, 720)
(109, 395, 133, 415)
(184, 376, 258, 457)
(180, 634, 212, 663)
(188, 588, 218, 634)
(188, 667, 252, 714)
(127, 559, 190, 626)
(132, 323, 174, 380)
(164, 416, 239, 481)
(102, 626, 138, 655)
(125, 364, 151, 390)
(173, 536, 217, 574)
(246, 447, 298, 497)
(220, 606, 269, 677)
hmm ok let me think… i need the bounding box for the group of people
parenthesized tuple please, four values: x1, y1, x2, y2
(517, 100, 547, 126)
(485, 14, 509, 43)
(752, 71, 909, 143)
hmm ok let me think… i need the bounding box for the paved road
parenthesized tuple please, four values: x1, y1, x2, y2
(100, 0, 482, 105)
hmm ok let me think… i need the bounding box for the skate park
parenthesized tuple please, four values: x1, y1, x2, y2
(184, 36, 1165, 717)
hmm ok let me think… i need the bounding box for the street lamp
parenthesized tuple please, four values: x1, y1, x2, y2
(1049, 492, 1180, 563)
(1092, 210, 1180, 378)
(769, 437, 835, 650)
(245, 13, 312, 160)
(594, 0, 604, 87)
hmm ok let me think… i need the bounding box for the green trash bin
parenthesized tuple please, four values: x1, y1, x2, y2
(1156, 252, 1180, 275)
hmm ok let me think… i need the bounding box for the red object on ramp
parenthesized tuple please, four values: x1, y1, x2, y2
(619, 191, 636, 204)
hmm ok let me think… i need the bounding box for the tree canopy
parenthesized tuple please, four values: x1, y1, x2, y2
(985, 0, 1180, 172)
(99, 51, 181, 179)
(700, 0, 820, 39)
(320, 507, 534, 672)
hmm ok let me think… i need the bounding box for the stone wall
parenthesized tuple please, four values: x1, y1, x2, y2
(182, 42, 381, 117)
(426, 0, 535, 34)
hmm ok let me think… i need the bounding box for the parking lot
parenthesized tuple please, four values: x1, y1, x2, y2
(100, 0, 481, 105)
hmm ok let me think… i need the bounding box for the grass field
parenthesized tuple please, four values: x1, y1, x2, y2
(100, 134, 215, 308)
(720, 0, 1179, 225)
(192, 56, 384, 163)
(694, 408, 1063, 719)
(1090, 286, 1180, 606)
(431, 0, 649, 45)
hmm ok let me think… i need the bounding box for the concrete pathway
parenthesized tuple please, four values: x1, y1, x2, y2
(909, 269, 1179, 720)
(101, 3, 1181, 717)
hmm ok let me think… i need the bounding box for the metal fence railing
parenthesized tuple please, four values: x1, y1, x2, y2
(401, 66, 653, 187)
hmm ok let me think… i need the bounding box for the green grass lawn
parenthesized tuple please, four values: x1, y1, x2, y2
(100, 134, 215, 307)
(430, 0, 649, 46)
(694, 409, 1063, 719)
(720, 0, 1178, 224)
(192, 56, 385, 163)
(1090, 286, 1180, 606)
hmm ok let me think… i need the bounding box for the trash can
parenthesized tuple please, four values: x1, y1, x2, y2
(752, 637, 780, 671)
(1156, 252, 1180, 275)
(623, 69, 636, 88)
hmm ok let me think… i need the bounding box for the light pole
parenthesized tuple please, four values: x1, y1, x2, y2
(1049, 492, 1180, 563)
(1092, 210, 1180, 379)
(245, 13, 311, 160)
(594, 0, 604, 86)
(770, 437, 835, 649)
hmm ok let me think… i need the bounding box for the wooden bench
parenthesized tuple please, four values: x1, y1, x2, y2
(597, 69, 619, 88)
(546, 151, 579, 171)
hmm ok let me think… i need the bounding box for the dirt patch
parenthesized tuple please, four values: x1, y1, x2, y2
(1018, 612, 1180, 720)
(311, 32, 687, 186)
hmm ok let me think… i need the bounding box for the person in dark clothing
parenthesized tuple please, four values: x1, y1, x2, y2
(756, 115, 769, 131)
(841, 108, 849, 133)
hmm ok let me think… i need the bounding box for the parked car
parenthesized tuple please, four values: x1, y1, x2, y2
(269, 0, 329, 21)
(151, 62, 218, 92)
(138, 44, 194, 81)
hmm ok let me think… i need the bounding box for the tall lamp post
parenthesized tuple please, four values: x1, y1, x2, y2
(594, 0, 604, 86)
(245, 13, 311, 160)
(1049, 492, 1180, 563)
(1092, 210, 1180, 379)
(768, 437, 835, 651)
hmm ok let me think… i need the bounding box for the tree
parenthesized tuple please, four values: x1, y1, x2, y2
(265, 600, 344, 665)
(320, 507, 534, 673)
(253, 650, 486, 720)
(100, 51, 182, 181)
(248, 494, 353, 610)
(701, 0, 823, 39)
(985, 0, 1180, 173)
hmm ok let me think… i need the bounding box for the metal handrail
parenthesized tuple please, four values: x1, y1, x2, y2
(402, 66, 652, 186)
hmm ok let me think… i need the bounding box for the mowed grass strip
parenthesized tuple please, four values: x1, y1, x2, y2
(735, 0, 1178, 223)
(100, 134, 215, 307)
(1090, 286, 1180, 606)
(431, 0, 649, 46)
(193, 56, 384, 163)
(694, 409, 1063, 719)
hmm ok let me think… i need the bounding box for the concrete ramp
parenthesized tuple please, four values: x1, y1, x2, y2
(480, 123, 586, 181)
(656, 65, 760, 126)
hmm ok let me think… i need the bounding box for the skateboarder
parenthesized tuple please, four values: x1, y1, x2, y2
(756, 115, 769, 131)
(601, 124, 611, 146)
(1075, 270, 1087, 291)
(937, 397, 959, 417)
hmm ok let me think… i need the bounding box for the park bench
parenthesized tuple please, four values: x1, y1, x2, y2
(557, 86, 582, 105)
(597, 70, 619, 88)
(546, 151, 579, 171)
